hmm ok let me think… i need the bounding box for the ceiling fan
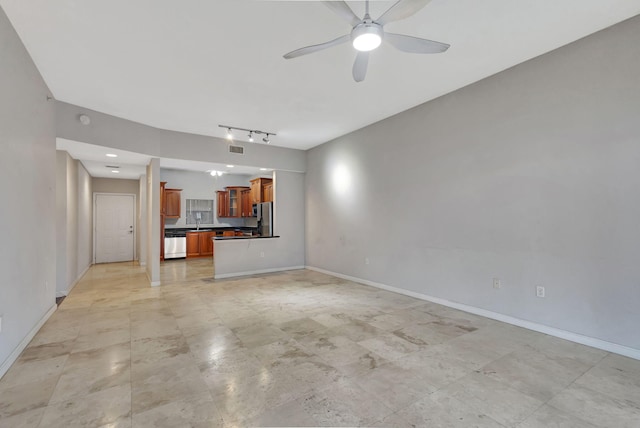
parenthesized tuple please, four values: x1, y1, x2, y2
(283, 0, 450, 82)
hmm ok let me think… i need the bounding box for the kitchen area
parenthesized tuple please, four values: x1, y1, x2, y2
(160, 167, 276, 262)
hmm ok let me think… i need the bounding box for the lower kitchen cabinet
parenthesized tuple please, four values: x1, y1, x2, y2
(186, 232, 215, 258)
(199, 232, 214, 256)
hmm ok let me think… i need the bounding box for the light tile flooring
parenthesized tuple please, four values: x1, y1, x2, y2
(1, 260, 639, 427)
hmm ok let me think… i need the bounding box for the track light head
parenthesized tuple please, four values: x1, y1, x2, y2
(218, 125, 275, 144)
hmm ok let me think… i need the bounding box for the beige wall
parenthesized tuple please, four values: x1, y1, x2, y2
(93, 177, 140, 195)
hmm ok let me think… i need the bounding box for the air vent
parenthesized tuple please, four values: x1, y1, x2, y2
(229, 145, 244, 154)
(106, 165, 120, 168)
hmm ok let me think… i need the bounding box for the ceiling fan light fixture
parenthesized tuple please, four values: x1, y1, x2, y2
(352, 24, 383, 52)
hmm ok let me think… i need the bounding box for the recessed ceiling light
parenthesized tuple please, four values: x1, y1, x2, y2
(106, 153, 118, 158)
(111, 170, 120, 174)
(259, 168, 268, 171)
(226, 165, 234, 168)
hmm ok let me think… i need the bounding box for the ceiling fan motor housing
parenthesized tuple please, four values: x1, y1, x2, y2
(351, 20, 384, 52)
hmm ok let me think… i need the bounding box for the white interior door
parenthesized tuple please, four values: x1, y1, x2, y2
(95, 194, 135, 263)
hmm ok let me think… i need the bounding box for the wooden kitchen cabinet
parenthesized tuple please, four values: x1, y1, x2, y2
(218, 186, 249, 218)
(263, 182, 273, 203)
(160, 182, 167, 215)
(199, 232, 214, 256)
(216, 190, 229, 218)
(186, 232, 200, 258)
(250, 178, 273, 204)
(186, 231, 215, 258)
(164, 188, 181, 218)
(240, 189, 252, 217)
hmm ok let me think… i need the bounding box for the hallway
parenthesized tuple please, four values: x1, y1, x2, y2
(0, 262, 638, 427)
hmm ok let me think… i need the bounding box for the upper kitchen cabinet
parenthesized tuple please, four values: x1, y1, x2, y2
(240, 189, 252, 217)
(263, 181, 273, 203)
(217, 186, 250, 218)
(227, 186, 249, 217)
(160, 182, 182, 218)
(164, 188, 182, 218)
(160, 182, 167, 215)
(216, 190, 229, 218)
(250, 177, 273, 204)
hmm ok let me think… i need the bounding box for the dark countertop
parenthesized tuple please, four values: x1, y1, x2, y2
(165, 226, 257, 238)
(214, 235, 279, 240)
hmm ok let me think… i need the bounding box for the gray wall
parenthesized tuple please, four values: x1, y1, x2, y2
(306, 16, 640, 351)
(139, 175, 147, 266)
(0, 6, 56, 375)
(56, 101, 307, 173)
(146, 159, 161, 285)
(55, 151, 70, 293)
(160, 168, 262, 228)
(56, 152, 93, 296)
(77, 164, 92, 278)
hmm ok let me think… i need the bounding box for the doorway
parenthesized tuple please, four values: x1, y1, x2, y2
(94, 193, 136, 263)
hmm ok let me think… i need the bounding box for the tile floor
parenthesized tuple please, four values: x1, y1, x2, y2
(0, 260, 639, 427)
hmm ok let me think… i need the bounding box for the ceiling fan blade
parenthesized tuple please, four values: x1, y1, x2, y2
(377, 0, 432, 26)
(385, 32, 450, 54)
(322, 1, 361, 27)
(283, 34, 350, 59)
(352, 51, 369, 82)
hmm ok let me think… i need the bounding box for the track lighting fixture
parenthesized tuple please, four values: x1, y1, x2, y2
(218, 125, 276, 144)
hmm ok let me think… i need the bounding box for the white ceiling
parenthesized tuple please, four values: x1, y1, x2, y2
(57, 138, 271, 179)
(4, 1, 640, 150)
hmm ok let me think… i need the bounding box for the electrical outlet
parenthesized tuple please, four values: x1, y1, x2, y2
(536, 286, 545, 298)
(260, 252, 265, 258)
(493, 278, 501, 289)
(365, 258, 370, 265)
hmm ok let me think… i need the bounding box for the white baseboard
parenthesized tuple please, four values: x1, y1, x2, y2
(305, 266, 640, 361)
(215, 265, 305, 279)
(145, 269, 161, 287)
(0, 304, 57, 379)
(56, 264, 91, 297)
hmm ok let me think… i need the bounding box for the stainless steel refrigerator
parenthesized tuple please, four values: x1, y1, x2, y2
(256, 202, 273, 237)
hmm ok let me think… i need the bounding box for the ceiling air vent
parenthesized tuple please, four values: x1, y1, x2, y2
(228, 145, 244, 154)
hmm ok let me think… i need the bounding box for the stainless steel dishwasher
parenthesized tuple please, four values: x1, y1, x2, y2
(164, 229, 186, 259)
